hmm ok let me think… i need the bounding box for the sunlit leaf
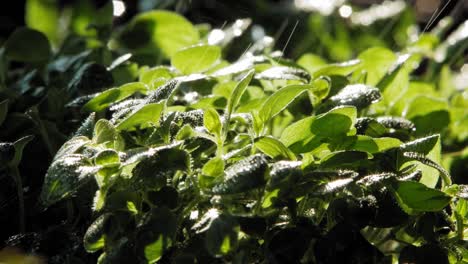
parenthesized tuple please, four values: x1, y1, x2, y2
(255, 66, 311, 83)
(254, 136, 296, 160)
(212, 154, 268, 194)
(118, 10, 199, 58)
(84, 82, 148, 112)
(171, 45, 221, 74)
(259, 84, 313, 123)
(116, 103, 164, 131)
(393, 181, 452, 214)
(204, 108, 222, 138)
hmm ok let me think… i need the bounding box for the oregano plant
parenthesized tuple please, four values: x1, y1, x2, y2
(1, 1, 467, 263)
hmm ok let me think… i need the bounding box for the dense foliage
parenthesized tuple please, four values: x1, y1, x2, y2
(0, 0, 467, 263)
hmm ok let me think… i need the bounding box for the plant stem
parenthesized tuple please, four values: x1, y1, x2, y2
(11, 166, 25, 233)
(216, 138, 224, 158)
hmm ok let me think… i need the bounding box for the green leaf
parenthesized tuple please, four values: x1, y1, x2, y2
(175, 124, 197, 141)
(40, 154, 98, 206)
(118, 10, 200, 58)
(393, 181, 452, 214)
(404, 96, 450, 136)
(254, 136, 296, 160)
(139, 66, 174, 85)
(324, 84, 381, 110)
(205, 214, 239, 256)
(398, 135, 442, 188)
(26, 0, 60, 45)
(267, 160, 302, 191)
(137, 208, 177, 263)
(224, 70, 255, 129)
(280, 116, 316, 147)
(144, 235, 166, 263)
(68, 62, 114, 93)
(352, 136, 402, 154)
(400, 135, 439, 155)
(280, 106, 357, 153)
(445, 185, 468, 200)
(116, 103, 164, 131)
(319, 150, 369, 168)
(309, 77, 331, 103)
(70, 0, 113, 36)
(212, 154, 268, 194)
(11, 135, 34, 167)
(375, 116, 415, 132)
(84, 82, 148, 112)
(356, 47, 397, 86)
(131, 148, 190, 190)
(74, 113, 96, 138)
(171, 45, 221, 74)
(4, 27, 51, 62)
(404, 96, 448, 119)
(297, 53, 327, 74)
(204, 108, 222, 137)
(202, 157, 225, 177)
(311, 106, 357, 139)
(312, 59, 361, 79)
(54, 136, 90, 161)
(0, 99, 8, 126)
(94, 119, 116, 144)
(259, 84, 313, 123)
(95, 149, 120, 166)
(84, 214, 109, 253)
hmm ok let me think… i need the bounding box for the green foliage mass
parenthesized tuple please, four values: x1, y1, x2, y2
(0, 1, 468, 263)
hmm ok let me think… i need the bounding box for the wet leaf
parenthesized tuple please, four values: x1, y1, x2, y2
(400, 135, 440, 155)
(40, 154, 98, 206)
(255, 66, 310, 83)
(212, 154, 268, 194)
(267, 160, 302, 190)
(132, 148, 190, 190)
(84, 214, 109, 252)
(75, 113, 96, 138)
(325, 84, 381, 110)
